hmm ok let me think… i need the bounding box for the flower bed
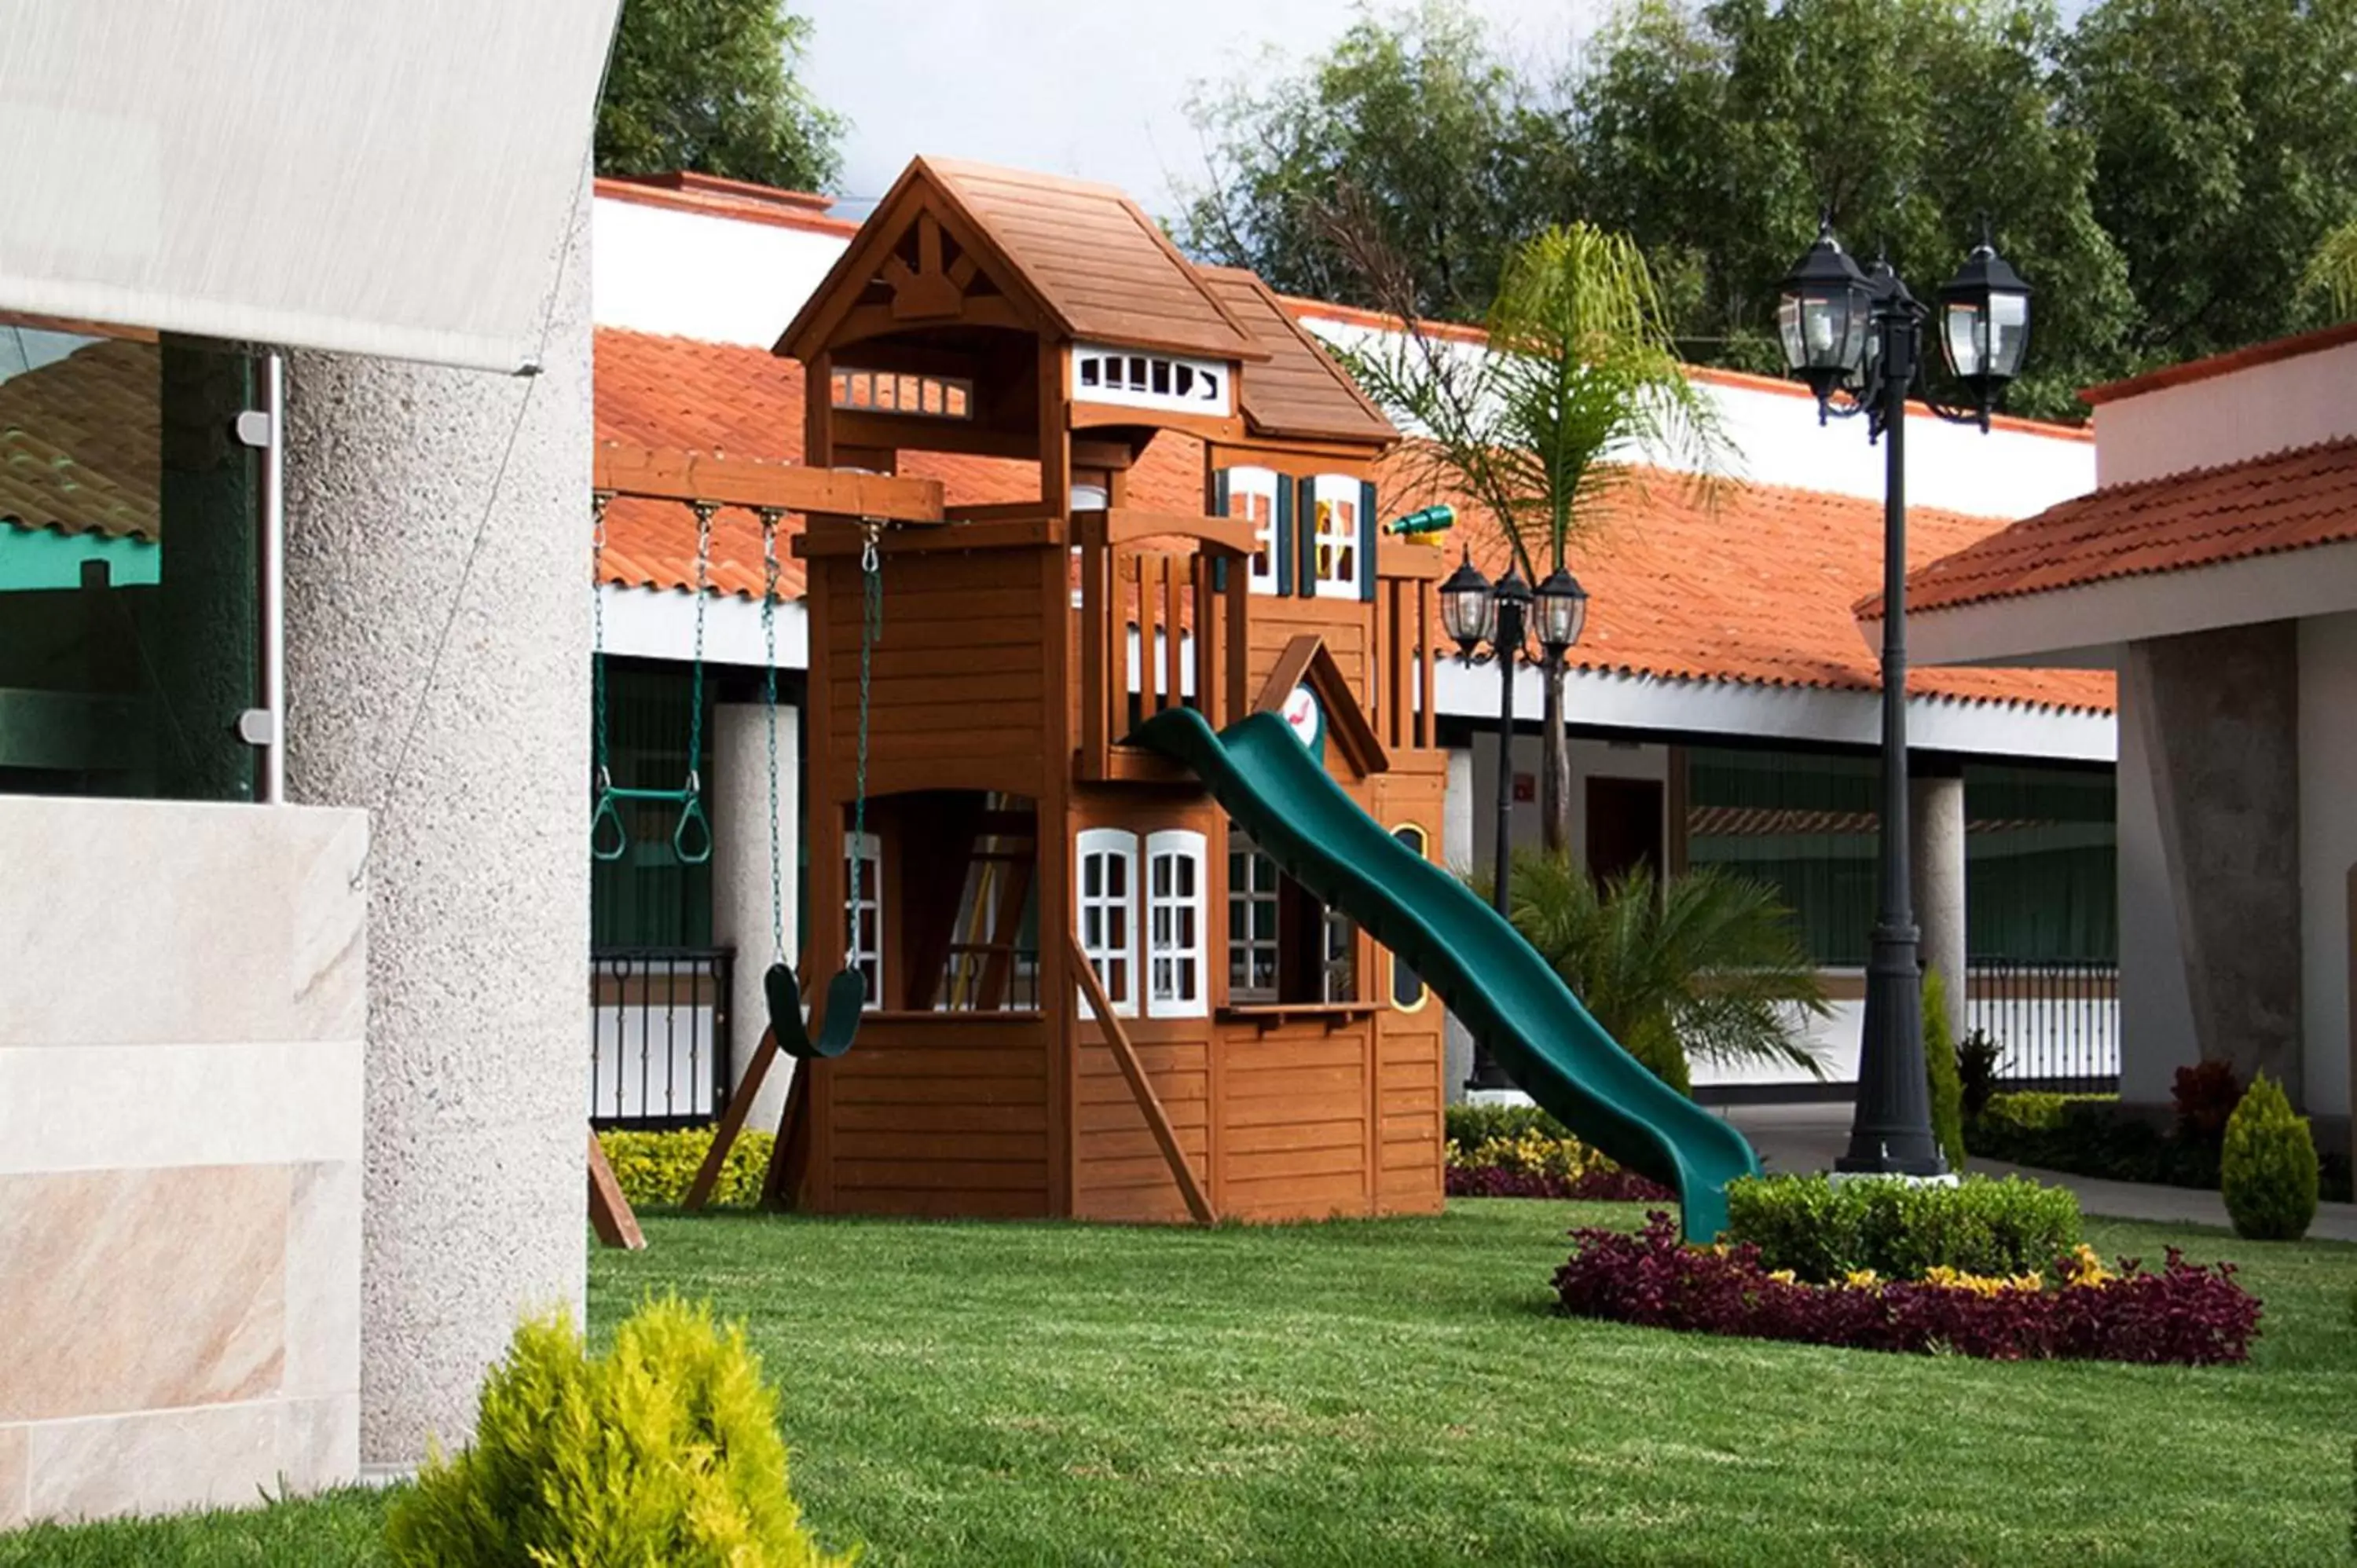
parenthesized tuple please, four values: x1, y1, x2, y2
(1552, 1211, 2261, 1365)
(1445, 1129, 1674, 1203)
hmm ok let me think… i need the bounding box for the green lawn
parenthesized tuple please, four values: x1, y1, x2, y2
(5, 1200, 2352, 1566)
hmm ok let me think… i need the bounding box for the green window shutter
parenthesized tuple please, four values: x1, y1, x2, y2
(1358, 478, 1380, 602)
(1274, 475, 1294, 596)
(1211, 469, 1231, 593)
(1296, 475, 1319, 597)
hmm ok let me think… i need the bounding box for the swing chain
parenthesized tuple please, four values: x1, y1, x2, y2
(590, 493, 612, 796)
(849, 518, 883, 962)
(759, 508, 786, 963)
(684, 503, 716, 800)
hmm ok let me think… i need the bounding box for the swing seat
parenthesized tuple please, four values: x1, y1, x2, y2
(763, 962, 864, 1061)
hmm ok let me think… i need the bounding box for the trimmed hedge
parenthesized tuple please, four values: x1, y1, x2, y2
(1969, 1091, 2354, 1203)
(2221, 1074, 2319, 1241)
(1445, 1102, 1571, 1156)
(1553, 1211, 2261, 1365)
(1724, 1174, 2081, 1284)
(599, 1127, 775, 1209)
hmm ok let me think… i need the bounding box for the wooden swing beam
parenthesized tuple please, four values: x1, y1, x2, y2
(593, 441, 946, 522)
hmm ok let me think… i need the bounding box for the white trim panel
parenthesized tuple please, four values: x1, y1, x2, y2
(596, 585, 808, 669)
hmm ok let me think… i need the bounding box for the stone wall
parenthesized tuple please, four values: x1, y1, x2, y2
(0, 796, 366, 1525)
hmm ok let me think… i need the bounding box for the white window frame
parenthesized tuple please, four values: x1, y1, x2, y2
(1227, 830, 1281, 1005)
(1075, 826, 1140, 1017)
(1144, 829, 1208, 1019)
(1072, 342, 1234, 416)
(845, 830, 884, 1011)
(1309, 474, 1360, 600)
(1222, 464, 1281, 595)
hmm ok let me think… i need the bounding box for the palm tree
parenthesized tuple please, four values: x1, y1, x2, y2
(1334, 220, 1730, 852)
(2304, 218, 2357, 320)
(1488, 850, 1830, 1086)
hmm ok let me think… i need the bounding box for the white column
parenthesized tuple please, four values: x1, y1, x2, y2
(1442, 745, 1476, 1100)
(712, 701, 797, 1134)
(1911, 770, 1968, 1042)
(281, 181, 590, 1468)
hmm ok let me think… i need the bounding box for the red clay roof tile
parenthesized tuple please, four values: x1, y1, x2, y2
(1882, 436, 2357, 621)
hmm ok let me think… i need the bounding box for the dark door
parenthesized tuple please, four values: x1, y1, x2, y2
(1586, 776, 1665, 888)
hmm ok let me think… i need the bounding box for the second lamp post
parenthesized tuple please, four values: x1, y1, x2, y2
(1776, 218, 2031, 1174)
(1441, 551, 1589, 1091)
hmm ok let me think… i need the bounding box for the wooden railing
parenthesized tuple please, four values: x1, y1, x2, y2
(1372, 540, 1447, 753)
(1074, 509, 1253, 779)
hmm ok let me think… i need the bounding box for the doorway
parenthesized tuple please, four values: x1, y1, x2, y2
(1586, 776, 1664, 887)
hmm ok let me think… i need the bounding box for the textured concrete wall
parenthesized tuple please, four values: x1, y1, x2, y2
(0, 796, 365, 1523)
(1911, 771, 1968, 1041)
(281, 181, 592, 1464)
(2116, 667, 2202, 1108)
(2297, 612, 2357, 1132)
(713, 702, 797, 1131)
(2126, 624, 2304, 1102)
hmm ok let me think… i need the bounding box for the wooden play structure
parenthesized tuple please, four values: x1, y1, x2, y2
(735, 158, 1455, 1222)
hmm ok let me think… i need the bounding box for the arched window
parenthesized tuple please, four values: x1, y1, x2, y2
(1076, 827, 1139, 1016)
(1145, 829, 1208, 1017)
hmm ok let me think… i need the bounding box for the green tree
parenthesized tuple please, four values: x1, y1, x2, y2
(1571, 0, 2133, 419)
(1175, 0, 1562, 320)
(1339, 223, 1725, 852)
(2062, 0, 2357, 372)
(597, 0, 845, 192)
(1495, 853, 1831, 1084)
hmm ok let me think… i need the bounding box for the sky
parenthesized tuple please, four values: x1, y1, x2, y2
(798, 1, 1606, 221)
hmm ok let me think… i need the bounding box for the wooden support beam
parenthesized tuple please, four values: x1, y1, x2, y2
(1084, 508, 1259, 555)
(682, 1027, 779, 1212)
(1255, 634, 1325, 716)
(795, 516, 1063, 558)
(587, 1129, 646, 1250)
(594, 441, 944, 522)
(1069, 934, 1215, 1224)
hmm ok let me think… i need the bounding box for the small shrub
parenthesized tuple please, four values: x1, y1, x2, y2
(1956, 1028, 2003, 1121)
(385, 1297, 852, 1566)
(2221, 1073, 2319, 1241)
(1724, 1174, 2081, 1283)
(2172, 1060, 2243, 1145)
(1442, 1127, 1674, 1202)
(1552, 1211, 2261, 1365)
(599, 1127, 775, 1208)
(1923, 968, 1966, 1171)
(1445, 1102, 1569, 1156)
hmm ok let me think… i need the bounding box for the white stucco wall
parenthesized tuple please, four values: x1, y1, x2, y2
(2114, 668, 2202, 1108)
(593, 196, 849, 347)
(2093, 335, 2357, 488)
(2299, 612, 2357, 1123)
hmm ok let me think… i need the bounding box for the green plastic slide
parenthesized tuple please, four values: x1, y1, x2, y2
(1135, 707, 1759, 1241)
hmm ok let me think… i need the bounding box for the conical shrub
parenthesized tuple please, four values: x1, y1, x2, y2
(385, 1296, 853, 1567)
(2221, 1072, 2318, 1242)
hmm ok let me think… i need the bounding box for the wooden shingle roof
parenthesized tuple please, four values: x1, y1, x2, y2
(1200, 267, 1395, 448)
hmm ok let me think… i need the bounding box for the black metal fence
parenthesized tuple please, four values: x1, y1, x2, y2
(589, 947, 734, 1127)
(1964, 956, 2119, 1093)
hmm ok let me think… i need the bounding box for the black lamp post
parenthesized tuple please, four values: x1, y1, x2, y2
(1442, 551, 1588, 1092)
(1776, 218, 2032, 1175)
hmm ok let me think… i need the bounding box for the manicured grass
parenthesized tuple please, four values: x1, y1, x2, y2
(5, 1200, 2352, 1565)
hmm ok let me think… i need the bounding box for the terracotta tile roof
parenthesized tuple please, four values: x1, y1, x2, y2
(1880, 437, 2357, 621)
(917, 159, 1263, 363)
(593, 328, 1200, 601)
(0, 337, 159, 542)
(1402, 460, 2116, 714)
(596, 328, 2110, 714)
(595, 172, 860, 237)
(1200, 268, 1396, 447)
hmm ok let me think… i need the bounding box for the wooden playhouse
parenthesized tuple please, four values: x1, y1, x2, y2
(759, 159, 1454, 1224)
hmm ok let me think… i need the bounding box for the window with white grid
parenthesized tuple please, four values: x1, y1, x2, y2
(1076, 827, 1138, 1017)
(1145, 830, 1208, 1017)
(1310, 474, 1359, 599)
(1223, 465, 1281, 595)
(845, 830, 883, 1011)
(1227, 830, 1281, 1003)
